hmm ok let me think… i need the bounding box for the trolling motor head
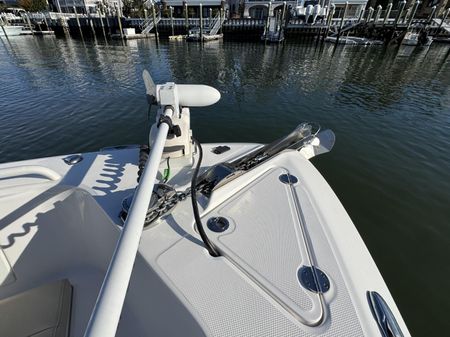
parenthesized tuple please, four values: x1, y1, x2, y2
(121, 72, 221, 226)
(143, 70, 221, 159)
(143, 70, 221, 110)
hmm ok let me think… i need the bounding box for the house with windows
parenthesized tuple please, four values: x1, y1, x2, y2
(48, 0, 123, 14)
(229, 0, 369, 19)
(415, 0, 449, 17)
(161, 0, 227, 18)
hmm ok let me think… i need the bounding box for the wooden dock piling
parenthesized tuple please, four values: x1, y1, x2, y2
(0, 16, 8, 37)
(25, 12, 35, 36)
(36, 18, 43, 33)
(220, 8, 224, 35)
(73, 7, 84, 38)
(437, 8, 450, 33)
(357, 7, 364, 22)
(200, 3, 203, 40)
(115, 4, 124, 40)
(152, 2, 159, 39)
(323, 4, 335, 40)
(394, 0, 406, 28)
(281, 2, 287, 29)
(374, 5, 382, 24)
(184, 3, 189, 34)
(407, 0, 420, 29)
(42, 12, 50, 31)
(98, 8, 108, 42)
(427, 6, 437, 24)
(383, 3, 392, 26)
(264, 2, 272, 40)
(89, 15, 96, 37)
(170, 7, 174, 36)
(366, 7, 374, 23)
(336, 1, 349, 44)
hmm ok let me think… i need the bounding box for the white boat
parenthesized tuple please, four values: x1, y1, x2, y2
(325, 36, 384, 45)
(0, 24, 25, 36)
(0, 72, 411, 337)
(402, 31, 433, 46)
(1, 9, 27, 36)
(296, 0, 327, 24)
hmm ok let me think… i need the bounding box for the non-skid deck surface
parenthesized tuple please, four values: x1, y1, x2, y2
(157, 155, 364, 337)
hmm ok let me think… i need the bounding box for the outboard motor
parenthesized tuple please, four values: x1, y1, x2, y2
(305, 5, 313, 23)
(312, 4, 321, 24)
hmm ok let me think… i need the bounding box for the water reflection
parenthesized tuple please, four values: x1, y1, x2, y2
(0, 36, 450, 337)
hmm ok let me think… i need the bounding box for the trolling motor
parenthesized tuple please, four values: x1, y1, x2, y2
(84, 72, 221, 337)
(121, 72, 221, 240)
(122, 72, 335, 237)
(144, 71, 220, 160)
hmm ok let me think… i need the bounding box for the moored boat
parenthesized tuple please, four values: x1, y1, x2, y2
(0, 24, 25, 36)
(325, 36, 384, 45)
(402, 31, 433, 46)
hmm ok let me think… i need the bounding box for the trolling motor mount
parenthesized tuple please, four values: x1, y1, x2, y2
(149, 81, 221, 159)
(157, 115, 181, 138)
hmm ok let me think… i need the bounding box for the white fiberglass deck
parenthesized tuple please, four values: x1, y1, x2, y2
(0, 144, 410, 337)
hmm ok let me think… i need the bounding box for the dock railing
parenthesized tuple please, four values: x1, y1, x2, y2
(141, 12, 161, 33)
(208, 12, 222, 35)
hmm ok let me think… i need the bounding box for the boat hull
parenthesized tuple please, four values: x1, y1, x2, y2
(0, 25, 25, 36)
(0, 142, 411, 337)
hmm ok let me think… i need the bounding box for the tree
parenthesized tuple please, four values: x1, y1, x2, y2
(122, 0, 146, 18)
(19, 0, 48, 12)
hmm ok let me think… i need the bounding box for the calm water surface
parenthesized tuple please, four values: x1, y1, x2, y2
(1, 36, 450, 336)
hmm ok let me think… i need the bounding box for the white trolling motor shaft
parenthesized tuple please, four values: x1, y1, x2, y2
(83, 106, 173, 337)
(84, 73, 220, 337)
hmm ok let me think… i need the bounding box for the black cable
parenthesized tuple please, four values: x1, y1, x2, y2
(191, 138, 220, 257)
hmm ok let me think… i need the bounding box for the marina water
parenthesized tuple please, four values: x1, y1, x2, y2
(1, 36, 449, 336)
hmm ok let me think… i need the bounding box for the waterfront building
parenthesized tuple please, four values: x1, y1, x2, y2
(367, 0, 449, 18)
(0, 0, 19, 6)
(414, 0, 449, 17)
(162, 0, 227, 18)
(232, 0, 369, 19)
(49, 0, 123, 14)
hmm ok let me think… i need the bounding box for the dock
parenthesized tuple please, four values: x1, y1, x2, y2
(1, 5, 448, 45)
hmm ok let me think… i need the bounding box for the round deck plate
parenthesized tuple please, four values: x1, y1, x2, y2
(279, 173, 298, 185)
(207, 217, 230, 232)
(298, 266, 330, 293)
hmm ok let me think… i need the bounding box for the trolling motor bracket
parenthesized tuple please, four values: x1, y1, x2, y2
(150, 83, 190, 159)
(149, 79, 221, 159)
(157, 83, 180, 116)
(157, 113, 182, 138)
